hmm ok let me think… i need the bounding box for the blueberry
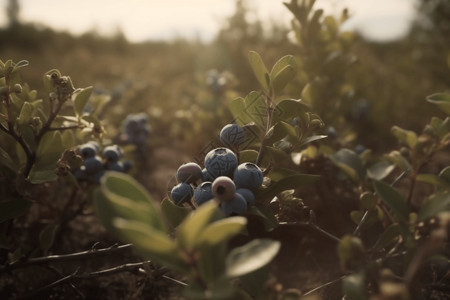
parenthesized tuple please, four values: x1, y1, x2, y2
(102, 145, 123, 162)
(79, 143, 97, 158)
(220, 193, 248, 216)
(204, 148, 238, 178)
(73, 166, 88, 181)
(326, 126, 337, 139)
(233, 163, 263, 191)
(236, 188, 255, 206)
(193, 182, 214, 206)
(202, 168, 215, 182)
(84, 156, 104, 174)
(171, 182, 194, 205)
(355, 144, 367, 154)
(220, 124, 245, 149)
(123, 161, 133, 172)
(106, 161, 125, 172)
(177, 162, 203, 184)
(212, 176, 236, 202)
(92, 170, 106, 184)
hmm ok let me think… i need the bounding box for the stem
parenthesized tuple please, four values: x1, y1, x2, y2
(255, 93, 274, 166)
(0, 243, 133, 273)
(303, 275, 346, 296)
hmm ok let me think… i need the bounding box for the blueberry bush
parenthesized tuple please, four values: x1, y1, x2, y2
(1, 0, 449, 299)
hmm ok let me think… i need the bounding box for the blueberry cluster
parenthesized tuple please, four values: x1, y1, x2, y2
(73, 141, 132, 183)
(170, 146, 263, 216)
(120, 113, 151, 147)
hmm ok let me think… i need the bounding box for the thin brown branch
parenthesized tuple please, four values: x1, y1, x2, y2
(0, 243, 133, 273)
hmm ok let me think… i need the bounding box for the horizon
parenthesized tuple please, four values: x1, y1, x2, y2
(0, 0, 418, 43)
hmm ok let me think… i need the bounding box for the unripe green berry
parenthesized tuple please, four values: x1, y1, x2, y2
(13, 84, 22, 94)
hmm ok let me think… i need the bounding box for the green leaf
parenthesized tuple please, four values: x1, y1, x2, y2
(243, 91, 267, 129)
(226, 238, 280, 278)
(39, 223, 59, 254)
(0, 198, 32, 223)
(248, 51, 270, 93)
(386, 151, 412, 173)
(416, 174, 449, 188)
(247, 205, 279, 231)
(297, 135, 327, 148)
(338, 235, 365, 271)
(0, 147, 18, 172)
(197, 216, 247, 247)
(73, 86, 93, 116)
(373, 180, 409, 222)
(265, 121, 299, 145)
(270, 55, 296, 78)
(161, 197, 190, 228)
(439, 166, 450, 183)
(113, 218, 188, 273)
(17, 102, 33, 125)
(418, 192, 450, 221)
(230, 97, 248, 126)
(372, 223, 402, 251)
(239, 150, 259, 164)
(391, 126, 418, 148)
(272, 99, 310, 125)
(367, 161, 395, 181)
(177, 201, 221, 249)
(342, 272, 367, 300)
(427, 93, 450, 115)
(256, 173, 320, 202)
(271, 65, 296, 95)
(330, 149, 365, 182)
(100, 172, 165, 231)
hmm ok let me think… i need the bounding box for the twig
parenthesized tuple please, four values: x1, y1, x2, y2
(278, 222, 340, 243)
(0, 243, 133, 273)
(303, 275, 346, 296)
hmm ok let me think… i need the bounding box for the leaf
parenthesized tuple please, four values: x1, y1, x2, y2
(17, 102, 33, 125)
(0, 147, 18, 172)
(239, 150, 259, 164)
(243, 91, 268, 129)
(329, 148, 365, 182)
(161, 197, 190, 228)
(230, 97, 248, 126)
(338, 235, 365, 271)
(265, 121, 299, 145)
(372, 223, 402, 251)
(73, 86, 93, 116)
(39, 223, 59, 254)
(100, 172, 165, 231)
(418, 192, 450, 221)
(272, 99, 310, 125)
(248, 51, 270, 93)
(247, 205, 279, 231)
(373, 180, 409, 222)
(367, 161, 395, 180)
(197, 216, 247, 246)
(391, 126, 418, 148)
(177, 201, 221, 249)
(427, 93, 450, 115)
(270, 55, 296, 78)
(256, 173, 320, 202)
(226, 238, 280, 277)
(439, 166, 450, 183)
(113, 218, 188, 273)
(342, 272, 367, 300)
(271, 65, 296, 95)
(386, 151, 412, 173)
(0, 198, 32, 223)
(297, 135, 327, 148)
(416, 174, 449, 188)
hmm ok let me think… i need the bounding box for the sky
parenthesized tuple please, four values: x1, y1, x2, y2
(0, 0, 418, 43)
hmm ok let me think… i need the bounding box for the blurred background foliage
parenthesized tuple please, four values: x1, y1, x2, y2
(1, 0, 449, 165)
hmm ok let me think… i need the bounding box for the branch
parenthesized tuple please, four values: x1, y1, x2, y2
(12, 261, 187, 300)
(0, 243, 133, 273)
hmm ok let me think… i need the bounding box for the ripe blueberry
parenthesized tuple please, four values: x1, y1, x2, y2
(202, 168, 215, 182)
(212, 176, 236, 202)
(193, 181, 214, 206)
(177, 162, 203, 184)
(220, 124, 245, 149)
(84, 156, 104, 174)
(79, 143, 97, 158)
(171, 182, 194, 205)
(106, 161, 125, 172)
(236, 188, 255, 206)
(233, 162, 263, 191)
(221, 193, 248, 216)
(204, 147, 238, 178)
(102, 145, 122, 162)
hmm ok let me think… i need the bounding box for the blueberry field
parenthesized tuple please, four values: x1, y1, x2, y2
(1, 0, 450, 299)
